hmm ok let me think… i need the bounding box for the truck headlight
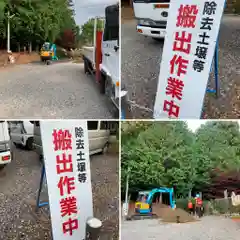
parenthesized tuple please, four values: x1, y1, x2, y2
(138, 19, 151, 26)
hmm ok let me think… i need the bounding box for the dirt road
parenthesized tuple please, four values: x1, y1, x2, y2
(0, 145, 119, 239)
(121, 216, 240, 240)
(0, 62, 114, 118)
(121, 15, 240, 119)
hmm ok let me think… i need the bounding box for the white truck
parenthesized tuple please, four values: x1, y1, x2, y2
(0, 121, 11, 169)
(82, 4, 125, 116)
(133, 0, 170, 40)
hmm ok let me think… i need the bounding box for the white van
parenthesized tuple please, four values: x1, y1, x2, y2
(0, 121, 11, 169)
(9, 121, 34, 150)
(32, 121, 112, 159)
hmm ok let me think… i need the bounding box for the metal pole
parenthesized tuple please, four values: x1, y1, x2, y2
(85, 217, 102, 240)
(122, 168, 130, 218)
(93, 18, 97, 64)
(125, 170, 129, 204)
(7, 11, 10, 52)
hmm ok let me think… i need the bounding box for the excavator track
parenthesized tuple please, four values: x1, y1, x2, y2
(127, 213, 158, 221)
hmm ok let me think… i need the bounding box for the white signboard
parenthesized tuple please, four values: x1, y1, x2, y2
(41, 121, 93, 240)
(154, 0, 225, 119)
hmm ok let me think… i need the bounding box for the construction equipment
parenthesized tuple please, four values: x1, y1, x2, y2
(130, 187, 175, 219)
(40, 42, 58, 65)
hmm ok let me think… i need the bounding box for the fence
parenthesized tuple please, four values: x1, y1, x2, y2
(210, 197, 240, 214)
(176, 197, 240, 215)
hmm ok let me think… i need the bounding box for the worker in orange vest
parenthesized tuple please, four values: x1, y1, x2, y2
(195, 194, 203, 218)
(188, 200, 193, 215)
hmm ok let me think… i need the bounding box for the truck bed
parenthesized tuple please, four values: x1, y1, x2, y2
(82, 46, 94, 64)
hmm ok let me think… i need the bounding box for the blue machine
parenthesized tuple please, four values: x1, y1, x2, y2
(135, 187, 175, 214)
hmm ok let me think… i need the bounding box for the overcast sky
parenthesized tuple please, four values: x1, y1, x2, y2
(72, 0, 118, 26)
(186, 120, 240, 132)
(186, 120, 208, 132)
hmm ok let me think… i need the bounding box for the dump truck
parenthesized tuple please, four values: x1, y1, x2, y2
(82, 3, 125, 117)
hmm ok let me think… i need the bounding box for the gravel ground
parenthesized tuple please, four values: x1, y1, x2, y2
(121, 216, 240, 240)
(0, 145, 119, 240)
(0, 62, 114, 119)
(121, 15, 240, 119)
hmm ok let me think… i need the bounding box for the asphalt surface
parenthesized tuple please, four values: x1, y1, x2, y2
(0, 144, 119, 240)
(121, 15, 240, 119)
(0, 62, 114, 119)
(121, 217, 240, 240)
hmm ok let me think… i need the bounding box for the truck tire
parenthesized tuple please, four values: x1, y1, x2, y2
(84, 58, 91, 74)
(26, 137, 34, 150)
(100, 73, 106, 94)
(101, 142, 109, 154)
(84, 59, 88, 74)
(0, 164, 6, 170)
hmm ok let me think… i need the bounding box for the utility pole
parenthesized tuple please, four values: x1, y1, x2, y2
(7, 11, 10, 52)
(122, 167, 130, 218)
(7, 11, 15, 52)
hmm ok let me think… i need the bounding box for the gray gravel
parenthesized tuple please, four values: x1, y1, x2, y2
(121, 15, 240, 119)
(0, 62, 114, 119)
(0, 144, 119, 239)
(121, 217, 240, 240)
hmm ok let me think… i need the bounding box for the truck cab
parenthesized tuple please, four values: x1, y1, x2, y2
(82, 4, 121, 114)
(101, 3, 120, 106)
(133, 0, 170, 40)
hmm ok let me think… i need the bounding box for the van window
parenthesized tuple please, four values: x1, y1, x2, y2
(100, 121, 109, 130)
(87, 121, 98, 130)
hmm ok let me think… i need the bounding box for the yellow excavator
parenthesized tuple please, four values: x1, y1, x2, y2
(40, 42, 58, 65)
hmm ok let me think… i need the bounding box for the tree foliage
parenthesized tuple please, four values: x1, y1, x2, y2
(0, 0, 79, 50)
(79, 18, 104, 45)
(121, 121, 240, 199)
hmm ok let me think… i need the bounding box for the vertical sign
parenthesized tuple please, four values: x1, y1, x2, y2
(154, 0, 225, 119)
(41, 120, 93, 240)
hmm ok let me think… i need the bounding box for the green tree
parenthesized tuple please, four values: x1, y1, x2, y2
(121, 121, 196, 197)
(0, 0, 79, 50)
(80, 18, 104, 45)
(121, 121, 240, 199)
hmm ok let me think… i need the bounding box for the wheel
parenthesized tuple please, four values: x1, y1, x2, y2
(0, 164, 6, 170)
(102, 142, 109, 154)
(26, 137, 34, 150)
(100, 73, 106, 94)
(13, 142, 20, 148)
(84, 58, 91, 74)
(84, 59, 88, 74)
(46, 60, 51, 65)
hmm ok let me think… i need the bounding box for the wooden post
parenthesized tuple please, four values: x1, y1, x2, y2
(85, 217, 102, 240)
